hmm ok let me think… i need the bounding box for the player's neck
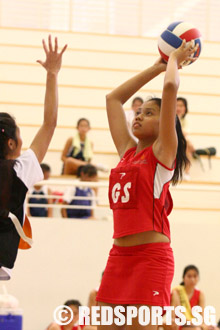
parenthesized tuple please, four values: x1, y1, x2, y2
(184, 285, 195, 295)
(135, 139, 154, 154)
(79, 133, 86, 142)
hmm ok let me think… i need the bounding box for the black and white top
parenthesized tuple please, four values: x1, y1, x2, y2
(0, 149, 43, 280)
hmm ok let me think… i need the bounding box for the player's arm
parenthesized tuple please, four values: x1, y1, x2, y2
(198, 291, 208, 330)
(88, 141, 94, 163)
(30, 35, 67, 163)
(153, 40, 198, 168)
(61, 188, 73, 217)
(61, 202, 68, 218)
(170, 289, 181, 328)
(198, 291, 214, 330)
(47, 187, 53, 217)
(171, 289, 181, 307)
(106, 61, 166, 158)
(26, 189, 33, 216)
(89, 209, 95, 219)
(26, 199, 31, 217)
(199, 290, 205, 310)
(88, 289, 97, 309)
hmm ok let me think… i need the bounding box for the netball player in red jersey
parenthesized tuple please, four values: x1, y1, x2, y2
(96, 40, 198, 329)
(171, 265, 218, 330)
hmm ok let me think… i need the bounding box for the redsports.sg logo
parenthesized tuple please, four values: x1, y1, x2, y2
(54, 305, 217, 326)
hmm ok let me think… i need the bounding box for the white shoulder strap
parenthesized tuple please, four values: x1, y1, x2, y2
(8, 212, 33, 247)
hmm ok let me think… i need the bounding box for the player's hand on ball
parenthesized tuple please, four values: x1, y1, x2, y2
(170, 39, 199, 68)
(37, 35, 67, 74)
(154, 57, 167, 72)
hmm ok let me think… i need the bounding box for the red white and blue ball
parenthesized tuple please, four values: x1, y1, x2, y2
(158, 21, 202, 66)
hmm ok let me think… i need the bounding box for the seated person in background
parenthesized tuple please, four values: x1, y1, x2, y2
(27, 163, 53, 217)
(61, 118, 108, 175)
(47, 299, 84, 330)
(170, 265, 217, 330)
(61, 118, 93, 175)
(125, 96, 143, 141)
(176, 97, 195, 181)
(61, 164, 98, 219)
(87, 271, 104, 310)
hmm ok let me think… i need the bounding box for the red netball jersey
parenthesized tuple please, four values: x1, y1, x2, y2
(190, 289, 200, 307)
(109, 146, 174, 240)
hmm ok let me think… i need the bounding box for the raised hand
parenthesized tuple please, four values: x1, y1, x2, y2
(37, 35, 67, 74)
(170, 39, 198, 68)
(154, 56, 167, 73)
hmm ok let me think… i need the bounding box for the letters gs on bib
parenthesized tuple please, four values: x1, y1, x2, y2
(109, 167, 139, 210)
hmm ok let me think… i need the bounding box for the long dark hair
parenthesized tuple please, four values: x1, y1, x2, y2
(180, 265, 200, 285)
(0, 113, 17, 213)
(0, 112, 18, 160)
(149, 98, 189, 185)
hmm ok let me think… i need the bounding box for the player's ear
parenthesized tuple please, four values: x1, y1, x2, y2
(7, 138, 16, 151)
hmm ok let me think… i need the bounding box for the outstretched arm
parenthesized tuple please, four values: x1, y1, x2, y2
(30, 35, 67, 163)
(106, 61, 166, 158)
(153, 40, 198, 168)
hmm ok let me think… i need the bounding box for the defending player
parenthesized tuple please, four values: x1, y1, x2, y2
(0, 36, 67, 280)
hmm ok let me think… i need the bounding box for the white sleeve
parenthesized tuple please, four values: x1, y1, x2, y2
(63, 187, 76, 204)
(14, 149, 44, 189)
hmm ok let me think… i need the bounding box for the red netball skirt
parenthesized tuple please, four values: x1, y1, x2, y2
(96, 242, 174, 306)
